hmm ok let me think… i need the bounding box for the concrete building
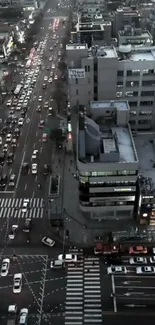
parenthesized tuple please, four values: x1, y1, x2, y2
(118, 27, 153, 48)
(66, 43, 155, 130)
(71, 19, 111, 46)
(114, 7, 141, 37)
(77, 100, 139, 219)
(77, 0, 105, 14)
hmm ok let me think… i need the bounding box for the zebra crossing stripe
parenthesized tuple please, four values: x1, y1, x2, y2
(0, 198, 44, 219)
(0, 198, 44, 208)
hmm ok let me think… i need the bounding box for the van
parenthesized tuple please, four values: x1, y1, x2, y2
(50, 260, 64, 269)
(42, 133, 47, 142)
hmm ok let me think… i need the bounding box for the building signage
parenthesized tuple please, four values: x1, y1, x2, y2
(69, 69, 85, 79)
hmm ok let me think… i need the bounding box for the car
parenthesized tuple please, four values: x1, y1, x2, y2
(1, 258, 10, 276)
(32, 149, 39, 160)
(13, 273, 22, 293)
(12, 138, 17, 148)
(36, 105, 41, 112)
(44, 76, 48, 81)
(129, 246, 148, 255)
(32, 163, 37, 174)
(50, 260, 64, 269)
(49, 57, 53, 61)
(3, 143, 8, 154)
(52, 64, 55, 69)
(42, 84, 46, 89)
(152, 247, 155, 254)
(14, 128, 20, 138)
(54, 75, 58, 80)
(23, 218, 32, 233)
(38, 120, 44, 128)
(107, 266, 127, 275)
(150, 256, 155, 263)
(49, 46, 53, 51)
(44, 102, 48, 109)
(8, 174, 16, 187)
(7, 99, 12, 106)
(18, 118, 24, 126)
(6, 133, 12, 143)
(48, 78, 53, 83)
(0, 174, 7, 186)
(7, 152, 14, 164)
(136, 266, 155, 275)
(104, 256, 122, 266)
(9, 225, 18, 240)
(129, 257, 147, 264)
(19, 308, 28, 325)
(22, 199, 30, 213)
(43, 164, 50, 175)
(46, 66, 50, 70)
(38, 96, 43, 102)
(42, 237, 55, 247)
(22, 162, 29, 174)
(58, 254, 78, 263)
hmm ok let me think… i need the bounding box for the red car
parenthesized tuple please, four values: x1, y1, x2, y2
(129, 245, 148, 255)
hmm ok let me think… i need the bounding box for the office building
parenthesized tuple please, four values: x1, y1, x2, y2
(77, 100, 139, 219)
(113, 7, 141, 37)
(67, 43, 155, 130)
(118, 27, 153, 48)
(71, 19, 111, 46)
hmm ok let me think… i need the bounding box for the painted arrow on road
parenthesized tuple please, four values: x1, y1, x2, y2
(123, 292, 144, 296)
(122, 281, 141, 285)
(125, 304, 146, 308)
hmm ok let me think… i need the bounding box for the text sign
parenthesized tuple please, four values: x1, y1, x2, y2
(69, 69, 85, 79)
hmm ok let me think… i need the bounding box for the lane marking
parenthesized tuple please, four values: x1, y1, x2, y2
(111, 275, 117, 312)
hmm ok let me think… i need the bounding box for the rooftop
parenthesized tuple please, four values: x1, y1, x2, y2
(88, 45, 117, 58)
(78, 101, 138, 164)
(66, 43, 88, 50)
(118, 29, 151, 38)
(134, 133, 155, 191)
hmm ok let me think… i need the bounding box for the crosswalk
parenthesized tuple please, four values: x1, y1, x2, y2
(65, 248, 103, 325)
(0, 198, 44, 219)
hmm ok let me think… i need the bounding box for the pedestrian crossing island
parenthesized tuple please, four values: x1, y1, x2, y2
(0, 198, 44, 219)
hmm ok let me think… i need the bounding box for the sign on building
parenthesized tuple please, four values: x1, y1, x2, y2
(69, 69, 85, 79)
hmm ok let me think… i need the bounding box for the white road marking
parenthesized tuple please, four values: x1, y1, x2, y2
(111, 275, 117, 312)
(24, 184, 27, 190)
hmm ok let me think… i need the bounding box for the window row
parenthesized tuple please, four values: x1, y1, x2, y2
(116, 91, 155, 98)
(130, 111, 152, 116)
(79, 170, 137, 177)
(117, 69, 155, 77)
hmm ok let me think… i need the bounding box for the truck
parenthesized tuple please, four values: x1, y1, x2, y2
(7, 305, 17, 325)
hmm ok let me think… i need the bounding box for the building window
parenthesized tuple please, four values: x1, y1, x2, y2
(130, 111, 136, 115)
(88, 78, 90, 84)
(127, 70, 140, 76)
(127, 70, 132, 76)
(142, 80, 155, 87)
(76, 89, 79, 95)
(117, 70, 123, 76)
(126, 81, 139, 87)
(140, 101, 153, 106)
(88, 66, 90, 72)
(117, 81, 123, 87)
(116, 92, 123, 98)
(143, 69, 155, 75)
(125, 91, 138, 97)
(141, 91, 154, 97)
(139, 111, 152, 116)
(76, 78, 78, 84)
(85, 66, 87, 72)
(129, 101, 137, 107)
(77, 100, 79, 106)
(138, 120, 150, 125)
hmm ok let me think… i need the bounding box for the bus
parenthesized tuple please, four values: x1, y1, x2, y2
(14, 84, 22, 96)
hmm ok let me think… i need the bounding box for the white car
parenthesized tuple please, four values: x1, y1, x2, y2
(22, 199, 30, 213)
(13, 273, 22, 293)
(7, 100, 12, 106)
(32, 163, 37, 174)
(19, 308, 28, 324)
(1, 258, 10, 276)
(136, 266, 155, 275)
(150, 256, 155, 263)
(48, 78, 53, 83)
(44, 76, 48, 81)
(152, 247, 155, 254)
(32, 149, 39, 160)
(42, 237, 55, 247)
(52, 64, 55, 69)
(107, 266, 127, 275)
(6, 134, 12, 143)
(0, 137, 2, 145)
(18, 118, 24, 126)
(38, 96, 43, 102)
(9, 225, 18, 240)
(129, 257, 147, 265)
(58, 254, 77, 263)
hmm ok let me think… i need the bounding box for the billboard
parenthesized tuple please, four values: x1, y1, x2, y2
(69, 68, 85, 79)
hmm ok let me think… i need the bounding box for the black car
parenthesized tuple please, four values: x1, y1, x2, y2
(104, 255, 122, 266)
(43, 164, 50, 175)
(23, 218, 32, 233)
(14, 128, 20, 138)
(0, 152, 5, 165)
(22, 162, 29, 174)
(8, 174, 16, 187)
(21, 111, 26, 118)
(0, 174, 7, 187)
(7, 152, 14, 164)
(0, 126, 7, 135)
(42, 84, 46, 89)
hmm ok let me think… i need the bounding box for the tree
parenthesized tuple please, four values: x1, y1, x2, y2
(58, 61, 67, 73)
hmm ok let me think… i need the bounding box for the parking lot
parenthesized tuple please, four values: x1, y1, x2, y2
(109, 253, 155, 314)
(0, 254, 66, 325)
